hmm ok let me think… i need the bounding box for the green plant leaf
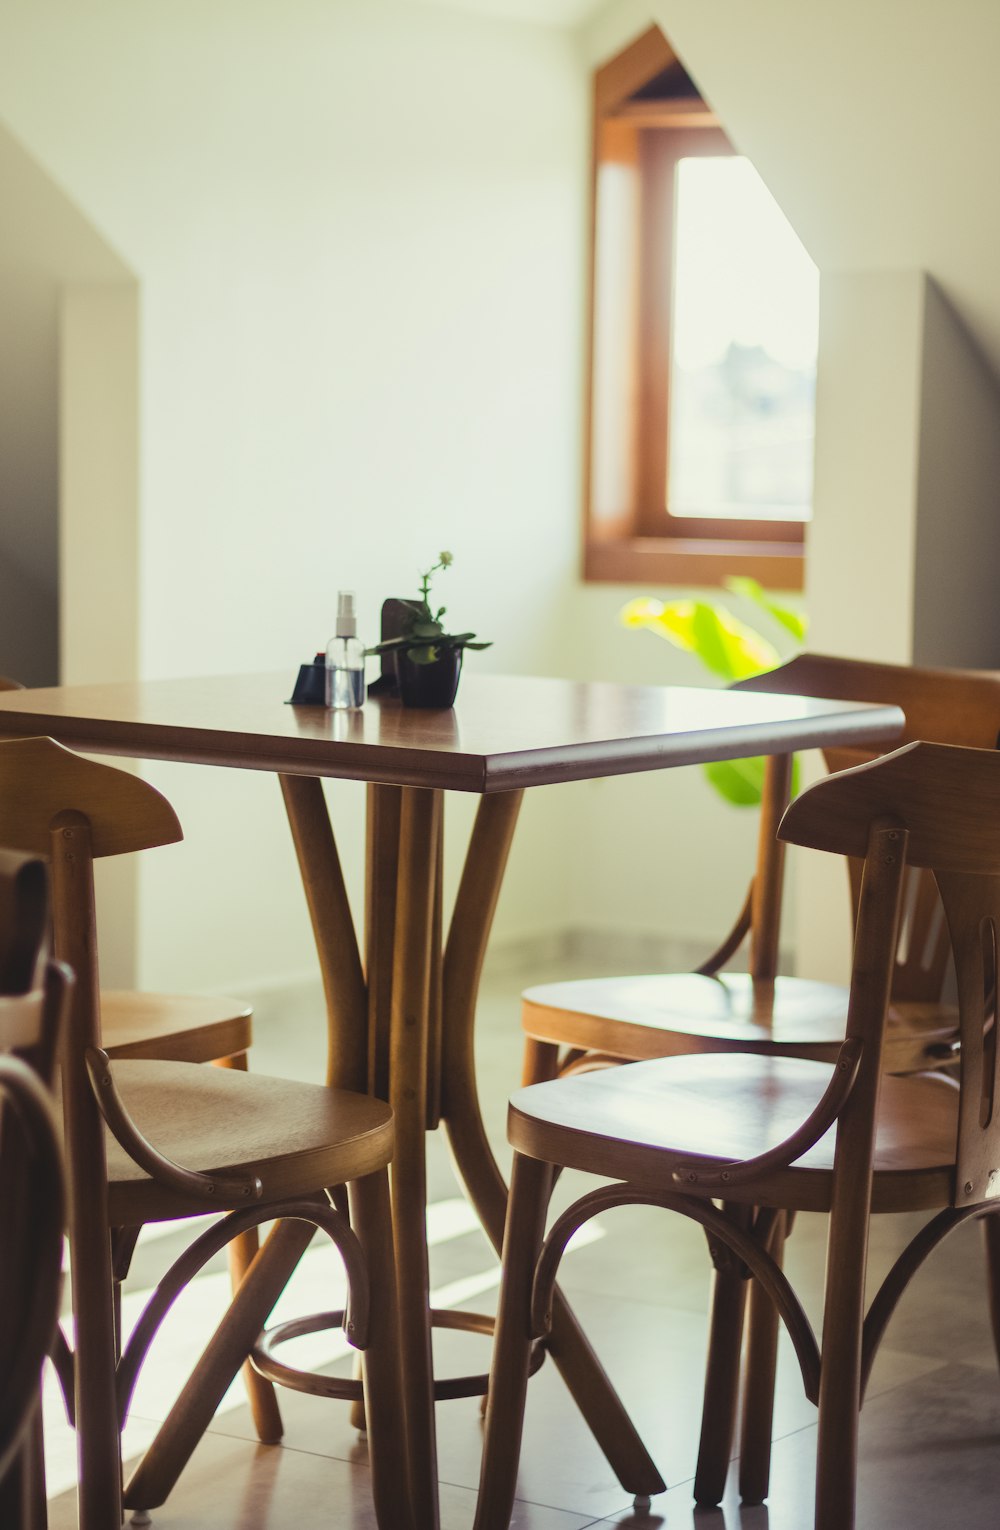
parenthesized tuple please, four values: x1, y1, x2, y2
(702, 756, 767, 806)
(690, 603, 779, 681)
(620, 597, 779, 681)
(724, 577, 807, 643)
(702, 753, 802, 807)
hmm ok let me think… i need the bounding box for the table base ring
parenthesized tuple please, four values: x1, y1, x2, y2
(252, 1307, 546, 1402)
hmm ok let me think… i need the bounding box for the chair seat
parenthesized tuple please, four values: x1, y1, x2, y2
(522, 971, 958, 1072)
(100, 990, 253, 1064)
(508, 1054, 959, 1214)
(94, 1060, 393, 1225)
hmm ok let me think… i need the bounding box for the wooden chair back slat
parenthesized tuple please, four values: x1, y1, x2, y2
(0, 737, 181, 859)
(893, 868, 951, 1001)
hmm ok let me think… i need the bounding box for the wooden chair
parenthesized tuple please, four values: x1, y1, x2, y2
(0, 737, 411, 1530)
(520, 653, 1000, 1502)
(0, 849, 69, 1530)
(0, 677, 252, 1067)
(522, 654, 1000, 1077)
(0, 677, 277, 1436)
(476, 738, 1000, 1530)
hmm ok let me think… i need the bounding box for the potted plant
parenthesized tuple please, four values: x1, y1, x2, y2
(367, 552, 491, 708)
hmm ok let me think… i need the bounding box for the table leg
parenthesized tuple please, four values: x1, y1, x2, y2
(365, 783, 402, 1102)
(288, 778, 662, 1517)
(280, 775, 368, 1093)
(388, 786, 442, 1530)
(441, 792, 666, 1501)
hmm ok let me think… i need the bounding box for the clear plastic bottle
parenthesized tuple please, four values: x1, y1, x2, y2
(325, 591, 365, 710)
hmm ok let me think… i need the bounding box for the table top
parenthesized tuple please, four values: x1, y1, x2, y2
(0, 673, 905, 793)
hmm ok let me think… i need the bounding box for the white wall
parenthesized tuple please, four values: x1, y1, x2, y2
(0, 0, 602, 996)
(806, 271, 925, 664)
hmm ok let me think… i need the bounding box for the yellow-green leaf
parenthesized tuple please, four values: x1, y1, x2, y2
(703, 757, 767, 806)
(619, 597, 778, 680)
(724, 576, 807, 643)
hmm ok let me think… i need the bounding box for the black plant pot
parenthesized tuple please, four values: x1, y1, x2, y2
(397, 648, 463, 709)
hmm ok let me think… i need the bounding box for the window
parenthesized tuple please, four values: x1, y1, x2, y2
(584, 29, 818, 590)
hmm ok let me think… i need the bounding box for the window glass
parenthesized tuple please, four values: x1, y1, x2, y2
(667, 156, 819, 523)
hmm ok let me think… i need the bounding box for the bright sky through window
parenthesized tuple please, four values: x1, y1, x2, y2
(668, 157, 819, 521)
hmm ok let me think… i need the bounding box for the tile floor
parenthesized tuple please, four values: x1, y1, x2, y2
(45, 959, 1000, 1528)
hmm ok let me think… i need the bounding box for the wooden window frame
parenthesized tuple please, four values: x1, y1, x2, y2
(583, 29, 806, 592)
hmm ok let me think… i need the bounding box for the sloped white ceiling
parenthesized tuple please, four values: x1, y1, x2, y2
(651, 0, 1000, 380)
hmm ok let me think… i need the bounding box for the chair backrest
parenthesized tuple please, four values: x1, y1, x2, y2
(0, 738, 183, 1307)
(0, 735, 181, 1034)
(0, 737, 181, 862)
(780, 739, 1000, 1206)
(735, 654, 1000, 1003)
(0, 851, 69, 1485)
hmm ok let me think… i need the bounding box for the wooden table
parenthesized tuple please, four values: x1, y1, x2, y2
(0, 672, 905, 1527)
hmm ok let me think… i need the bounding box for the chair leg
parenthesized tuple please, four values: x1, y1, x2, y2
(347, 1170, 415, 1530)
(521, 1037, 560, 1087)
(474, 1153, 553, 1530)
(71, 1223, 123, 1530)
(0, 1404, 47, 1530)
(694, 1202, 752, 1507)
(738, 1210, 788, 1505)
(213, 1052, 283, 1444)
(23, 1403, 48, 1530)
(0, 1446, 26, 1530)
(815, 1222, 866, 1530)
